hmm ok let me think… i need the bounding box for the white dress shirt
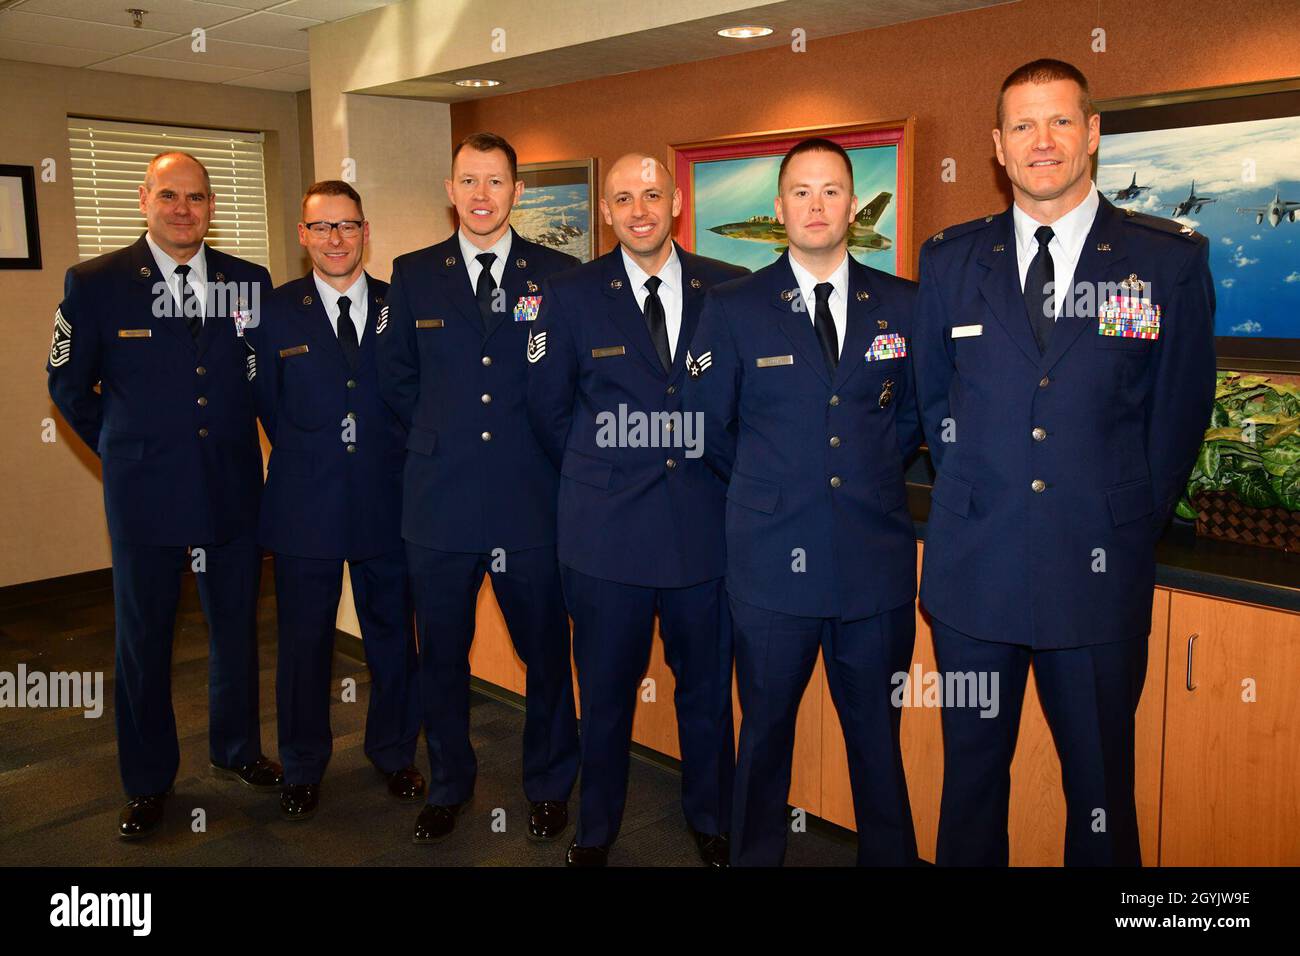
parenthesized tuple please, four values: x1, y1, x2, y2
(312, 271, 368, 343)
(458, 227, 513, 294)
(1012, 182, 1100, 320)
(788, 251, 849, 358)
(146, 232, 207, 322)
(622, 244, 684, 360)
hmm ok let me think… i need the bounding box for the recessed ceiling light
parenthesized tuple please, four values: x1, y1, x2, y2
(717, 25, 773, 39)
(454, 79, 501, 88)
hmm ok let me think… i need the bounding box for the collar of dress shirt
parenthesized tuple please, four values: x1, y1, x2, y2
(458, 226, 513, 276)
(312, 270, 368, 321)
(145, 232, 207, 287)
(1012, 181, 1100, 265)
(788, 250, 849, 311)
(621, 243, 681, 304)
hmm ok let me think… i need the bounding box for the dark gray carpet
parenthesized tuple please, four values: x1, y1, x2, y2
(0, 566, 855, 867)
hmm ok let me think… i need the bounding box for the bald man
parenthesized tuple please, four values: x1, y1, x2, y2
(47, 151, 280, 839)
(527, 154, 747, 866)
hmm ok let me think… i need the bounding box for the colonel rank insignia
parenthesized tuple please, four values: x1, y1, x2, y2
(375, 304, 389, 335)
(1098, 279, 1161, 340)
(513, 295, 541, 322)
(526, 328, 547, 363)
(686, 350, 712, 378)
(865, 332, 906, 362)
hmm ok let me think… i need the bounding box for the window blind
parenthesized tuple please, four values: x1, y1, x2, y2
(67, 117, 270, 266)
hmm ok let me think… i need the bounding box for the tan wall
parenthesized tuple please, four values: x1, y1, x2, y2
(0, 58, 307, 588)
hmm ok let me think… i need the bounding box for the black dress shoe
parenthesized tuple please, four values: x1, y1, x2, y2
(380, 766, 426, 802)
(280, 783, 320, 821)
(565, 839, 609, 867)
(691, 829, 731, 868)
(413, 803, 462, 844)
(118, 793, 167, 840)
(210, 756, 283, 792)
(527, 801, 569, 841)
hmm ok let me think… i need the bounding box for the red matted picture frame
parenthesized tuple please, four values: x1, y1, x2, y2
(668, 118, 915, 279)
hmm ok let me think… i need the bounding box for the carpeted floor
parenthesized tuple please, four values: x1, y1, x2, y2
(0, 564, 856, 866)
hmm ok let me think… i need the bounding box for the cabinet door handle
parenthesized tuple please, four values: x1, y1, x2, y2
(1186, 633, 1198, 692)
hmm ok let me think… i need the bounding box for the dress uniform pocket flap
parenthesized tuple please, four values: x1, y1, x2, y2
(405, 426, 437, 456)
(561, 449, 614, 490)
(929, 473, 972, 518)
(1106, 479, 1154, 527)
(726, 471, 780, 515)
(876, 477, 908, 513)
(1095, 333, 1153, 351)
(98, 430, 145, 461)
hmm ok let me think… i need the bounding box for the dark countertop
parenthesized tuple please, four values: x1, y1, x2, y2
(906, 482, 1300, 616)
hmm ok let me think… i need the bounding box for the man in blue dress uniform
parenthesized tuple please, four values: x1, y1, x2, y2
(526, 153, 747, 866)
(685, 139, 924, 866)
(46, 151, 281, 839)
(376, 133, 581, 844)
(250, 181, 424, 822)
(913, 60, 1216, 865)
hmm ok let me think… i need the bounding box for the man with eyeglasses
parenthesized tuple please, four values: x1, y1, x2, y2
(249, 180, 424, 822)
(376, 133, 582, 846)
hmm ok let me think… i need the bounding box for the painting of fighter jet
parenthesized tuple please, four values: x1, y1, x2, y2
(1235, 190, 1300, 228)
(1168, 180, 1217, 218)
(707, 191, 893, 255)
(1111, 171, 1152, 202)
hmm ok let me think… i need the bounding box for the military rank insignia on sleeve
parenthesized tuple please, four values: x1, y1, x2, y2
(376, 304, 389, 335)
(686, 350, 711, 378)
(244, 340, 257, 381)
(513, 295, 541, 322)
(865, 332, 906, 362)
(48, 308, 71, 367)
(526, 328, 547, 363)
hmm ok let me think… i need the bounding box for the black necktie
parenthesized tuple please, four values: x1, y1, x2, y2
(336, 295, 359, 369)
(643, 275, 671, 373)
(1024, 225, 1055, 354)
(475, 252, 497, 330)
(173, 264, 201, 339)
(813, 282, 838, 372)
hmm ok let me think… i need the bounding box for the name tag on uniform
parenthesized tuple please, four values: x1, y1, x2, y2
(415, 319, 444, 329)
(279, 344, 309, 358)
(865, 333, 906, 361)
(756, 354, 794, 368)
(951, 324, 983, 338)
(117, 329, 152, 338)
(592, 346, 625, 359)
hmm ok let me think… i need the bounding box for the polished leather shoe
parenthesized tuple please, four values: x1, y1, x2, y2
(210, 756, 283, 792)
(691, 829, 731, 868)
(380, 766, 426, 802)
(280, 783, 320, 821)
(527, 801, 569, 841)
(565, 839, 609, 867)
(118, 793, 168, 840)
(412, 803, 462, 844)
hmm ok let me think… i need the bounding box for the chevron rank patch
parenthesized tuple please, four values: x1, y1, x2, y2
(686, 349, 712, 378)
(376, 304, 389, 335)
(526, 328, 547, 364)
(244, 341, 257, 382)
(48, 308, 71, 368)
(865, 333, 906, 362)
(513, 295, 541, 322)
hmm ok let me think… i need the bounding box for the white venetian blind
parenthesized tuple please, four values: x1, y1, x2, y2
(67, 117, 270, 266)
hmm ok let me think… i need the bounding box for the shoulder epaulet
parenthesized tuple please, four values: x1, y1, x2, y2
(926, 213, 999, 246)
(1120, 208, 1201, 240)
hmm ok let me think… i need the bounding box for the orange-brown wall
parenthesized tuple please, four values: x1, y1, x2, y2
(451, 0, 1300, 273)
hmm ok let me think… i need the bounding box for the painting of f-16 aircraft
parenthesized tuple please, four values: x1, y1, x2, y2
(671, 121, 912, 277)
(1099, 109, 1300, 347)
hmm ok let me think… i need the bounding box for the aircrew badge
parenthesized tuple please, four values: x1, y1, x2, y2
(865, 332, 906, 362)
(513, 295, 542, 322)
(686, 349, 712, 378)
(526, 328, 547, 363)
(1098, 278, 1160, 340)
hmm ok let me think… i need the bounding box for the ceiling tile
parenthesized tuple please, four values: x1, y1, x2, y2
(143, 35, 308, 70)
(16, 0, 252, 34)
(0, 36, 102, 68)
(225, 68, 310, 91)
(0, 11, 175, 54)
(271, 0, 396, 21)
(207, 11, 320, 50)
(90, 53, 261, 84)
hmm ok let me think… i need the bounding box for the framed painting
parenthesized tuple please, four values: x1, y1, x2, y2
(669, 119, 914, 278)
(0, 164, 42, 270)
(509, 158, 596, 263)
(1097, 79, 1300, 373)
